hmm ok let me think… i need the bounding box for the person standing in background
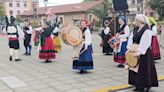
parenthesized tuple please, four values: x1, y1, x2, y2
(23, 19, 33, 56)
(148, 17, 161, 60)
(100, 19, 113, 55)
(114, 17, 130, 68)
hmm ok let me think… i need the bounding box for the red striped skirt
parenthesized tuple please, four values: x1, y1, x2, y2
(151, 36, 161, 60)
(39, 37, 56, 60)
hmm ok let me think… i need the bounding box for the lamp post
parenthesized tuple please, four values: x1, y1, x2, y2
(44, 0, 48, 12)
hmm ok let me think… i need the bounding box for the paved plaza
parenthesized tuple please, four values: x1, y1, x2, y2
(0, 33, 164, 92)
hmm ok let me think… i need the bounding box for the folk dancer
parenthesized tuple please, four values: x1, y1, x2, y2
(52, 17, 62, 52)
(39, 8, 56, 63)
(126, 14, 158, 92)
(34, 22, 42, 47)
(148, 17, 161, 60)
(100, 19, 113, 55)
(73, 20, 94, 73)
(4, 15, 24, 61)
(114, 17, 130, 68)
(23, 19, 32, 55)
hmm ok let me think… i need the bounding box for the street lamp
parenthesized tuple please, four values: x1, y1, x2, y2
(44, 0, 48, 12)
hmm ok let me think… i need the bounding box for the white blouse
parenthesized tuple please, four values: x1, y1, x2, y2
(35, 26, 43, 32)
(84, 28, 92, 46)
(25, 26, 33, 34)
(151, 25, 157, 36)
(118, 25, 130, 39)
(53, 27, 59, 33)
(127, 29, 152, 55)
(104, 27, 110, 35)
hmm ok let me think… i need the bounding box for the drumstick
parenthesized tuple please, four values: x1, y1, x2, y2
(80, 49, 85, 55)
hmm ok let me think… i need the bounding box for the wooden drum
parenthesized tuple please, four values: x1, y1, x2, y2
(61, 25, 83, 46)
(126, 52, 138, 68)
(108, 37, 120, 48)
(126, 44, 139, 68)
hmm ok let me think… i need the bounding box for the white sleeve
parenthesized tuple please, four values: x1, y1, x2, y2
(152, 25, 157, 36)
(53, 27, 59, 33)
(118, 25, 130, 38)
(136, 29, 152, 55)
(35, 27, 42, 32)
(84, 29, 92, 46)
(17, 25, 24, 38)
(26, 26, 33, 34)
(2, 27, 7, 34)
(127, 32, 133, 49)
(104, 27, 110, 35)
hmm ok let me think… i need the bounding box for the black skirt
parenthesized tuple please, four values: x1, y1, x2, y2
(128, 48, 158, 88)
(9, 40, 20, 49)
(101, 34, 113, 53)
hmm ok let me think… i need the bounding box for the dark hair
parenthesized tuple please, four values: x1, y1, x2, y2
(119, 16, 126, 25)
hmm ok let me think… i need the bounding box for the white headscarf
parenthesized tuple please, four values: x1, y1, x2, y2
(135, 14, 150, 25)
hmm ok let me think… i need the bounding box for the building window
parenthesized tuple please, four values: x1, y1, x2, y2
(132, 0, 135, 4)
(150, 12, 154, 17)
(88, 14, 93, 21)
(59, 16, 64, 24)
(24, 3, 27, 7)
(137, 7, 140, 12)
(9, 3, 12, 7)
(137, 0, 142, 3)
(17, 10, 20, 14)
(9, 10, 13, 15)
(32, 4, 36, 7)
(145, 13, 147, 16)
(17, 3, 20, 7)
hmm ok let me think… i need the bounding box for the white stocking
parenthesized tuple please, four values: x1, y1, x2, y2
(14, 50, 19, 59)
(9, 48, 14, 56)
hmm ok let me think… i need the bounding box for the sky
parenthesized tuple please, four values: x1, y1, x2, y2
(39, 0, 83, 7)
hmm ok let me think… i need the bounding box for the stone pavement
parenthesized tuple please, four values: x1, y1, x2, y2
(0, 34, 164, 92)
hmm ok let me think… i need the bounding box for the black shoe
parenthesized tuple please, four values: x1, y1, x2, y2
(133, 88, 139, 91)
(133, 88, 144, 92)
(9, 56, 12, 61)
(15, 59, 22, 61)
(117, 64, 124, 68)
(83, 70, 88, 73)
(23, 53, 28, 55)
(28, 53, 31, 55)
(145, 87, 151, 92)
(44, 60, 52, 63)
(105, 53, 113, 55)
(80, 70, 87, 74)
(80, 70, 85, 74)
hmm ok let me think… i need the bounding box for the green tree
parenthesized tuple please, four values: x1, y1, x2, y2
(0, 4, 5, 23)
(83, 0, 95, 2)
(147, 0, 164, 20)
(90, 0, 112, 26)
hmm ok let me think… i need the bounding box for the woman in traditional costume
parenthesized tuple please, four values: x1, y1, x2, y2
(148, 17, 161, 60)
(127, 14, 158, 92)
(73, 20, 94, 73)
(52, 20, 62, 52)
(39, 21, 56, 63)
(39, 8, 56, 63)
(100, 19, 113, 55)
(114, 17, 130, 68)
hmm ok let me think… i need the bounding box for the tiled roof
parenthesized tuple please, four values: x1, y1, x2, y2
(20, 1, 102, 16)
